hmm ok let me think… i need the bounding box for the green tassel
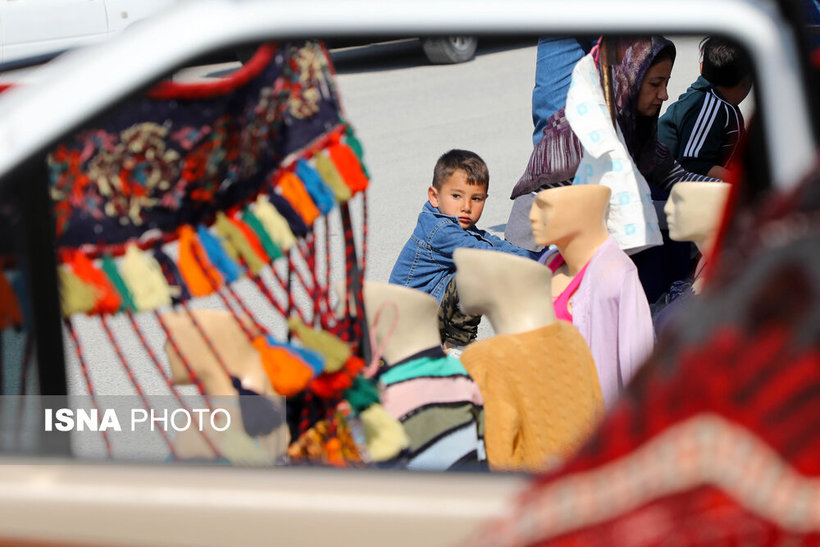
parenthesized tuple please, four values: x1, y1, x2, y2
(242, 207, 282, 261)
(345, 126, 370, 178)
(101, 255, 136, 312)
(344, 376, 380, 414)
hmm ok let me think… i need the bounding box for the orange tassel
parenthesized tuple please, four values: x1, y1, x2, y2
(0, 272, 22, 329)
(252, 335, 313, 397)
(276, 171, 320, 226)
(328, 135, 369, 193)
(177, 225, 223, 297)
(65, 250, 122, 315)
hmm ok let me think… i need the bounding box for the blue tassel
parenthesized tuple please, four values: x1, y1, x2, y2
(264, 333, 325, 376)
(152, 246, 191, 305)
(295, 159, 336, 215)
(196, 225, 241, 283)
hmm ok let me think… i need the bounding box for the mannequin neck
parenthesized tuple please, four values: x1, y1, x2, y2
(484, 287, 555, 336)
(364, 283, 442, 365)
(554, 228, 609, 275)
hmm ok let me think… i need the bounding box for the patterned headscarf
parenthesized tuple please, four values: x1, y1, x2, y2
(511, 36, 676, 199)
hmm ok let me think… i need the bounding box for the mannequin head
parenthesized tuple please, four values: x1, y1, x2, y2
(664, 182, 730, 254)
(363, 282, 441, 364)
(454, 247, 555, 335)
(529, 185, 611, 274)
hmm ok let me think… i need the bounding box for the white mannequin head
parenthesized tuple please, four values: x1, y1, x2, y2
(454, 248, 555, 335)
(363, 281, 441, 365)
(664, 182, 730, 255)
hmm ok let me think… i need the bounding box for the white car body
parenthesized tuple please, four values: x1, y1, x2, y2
(0, 0, 176, 63)
(0, 0, 815, 545)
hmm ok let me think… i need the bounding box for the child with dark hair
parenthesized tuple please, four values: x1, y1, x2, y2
(389, 149, 537, 348)
(658, 37, 753, 180)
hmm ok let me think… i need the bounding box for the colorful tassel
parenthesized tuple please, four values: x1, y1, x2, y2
(0, 271, 23, 329)
(253, 195, 297, 252)
(214, 212, 266, 276)
(229, 214, 269, 263)
(120, 244, 173, 311)
(360, 403, 409, 462)
(231, 376, 285, 437)
(196, 225, 240, 283)
(295, 158, 339, 212)
(268, 193, 309, 237)
(65, 250, 122, 315)
(101, 255, 136, 312)
(58, 266, 98, 316)
(152, 246, 191, 304)
(308, 355, 364, 399)
(252, 335, 313, 397)
(177, 225, 223, 297)
(344, 376, 380, 414)
(287, 317, 351, 373)
(265, 334, 324, 376)
(242, 208, 283, 261)
(275, 171, 320, 226)
(327, 135, 369, 193)
(314, 152, 352, 203)
(344, 125, 371, 178)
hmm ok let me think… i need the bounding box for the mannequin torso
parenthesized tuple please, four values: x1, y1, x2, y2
(453, 247, 556, 335)
(529, 184, 654, 410)
(454, 248, 603, 471)
(531, 185, 611, 311)
(363, 281, 486, 470)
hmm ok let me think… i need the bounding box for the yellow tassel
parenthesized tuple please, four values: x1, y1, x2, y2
(253, 195, 297, 252)
(360, 403, 409, 462)
(58, 266, 98, 316)
(214, 212, 266, 275)
(287, 316, 351, 373)
(120, 244, 173, 311)
(315, 153, 352, 203)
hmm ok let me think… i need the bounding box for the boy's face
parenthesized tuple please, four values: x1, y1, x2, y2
(428, 169, 488, 229)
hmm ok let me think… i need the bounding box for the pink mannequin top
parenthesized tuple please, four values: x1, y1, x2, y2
(547, 253, 590, 322)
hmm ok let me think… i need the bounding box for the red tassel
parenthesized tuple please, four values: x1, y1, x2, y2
(328, 135, 369, 193)
(0, 271, 22, 328)
(65, 250, 122, 315)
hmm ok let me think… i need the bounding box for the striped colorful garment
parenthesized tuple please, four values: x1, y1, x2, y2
(376, 347, 486, 471)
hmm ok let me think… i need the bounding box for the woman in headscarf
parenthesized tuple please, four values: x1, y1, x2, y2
(506, 36, 720, 302)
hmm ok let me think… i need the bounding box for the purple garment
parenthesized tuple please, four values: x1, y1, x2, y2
(569, 236, 654, 409)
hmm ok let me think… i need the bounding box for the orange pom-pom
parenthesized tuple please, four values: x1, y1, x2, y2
(252, 336, 313, 397)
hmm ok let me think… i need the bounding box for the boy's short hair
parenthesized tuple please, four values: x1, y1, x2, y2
(700, 37, 751, 87)
(432, 149, 489, 190)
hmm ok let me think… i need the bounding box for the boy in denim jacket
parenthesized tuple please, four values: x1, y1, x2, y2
(389, 149, 538, 348)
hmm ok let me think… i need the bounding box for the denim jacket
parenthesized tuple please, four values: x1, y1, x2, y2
(389, 201, 538, 302)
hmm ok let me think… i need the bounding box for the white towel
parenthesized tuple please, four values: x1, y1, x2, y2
(566, 54, 661, 254)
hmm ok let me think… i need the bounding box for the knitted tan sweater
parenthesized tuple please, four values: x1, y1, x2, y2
(461, 320, 603, 472)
